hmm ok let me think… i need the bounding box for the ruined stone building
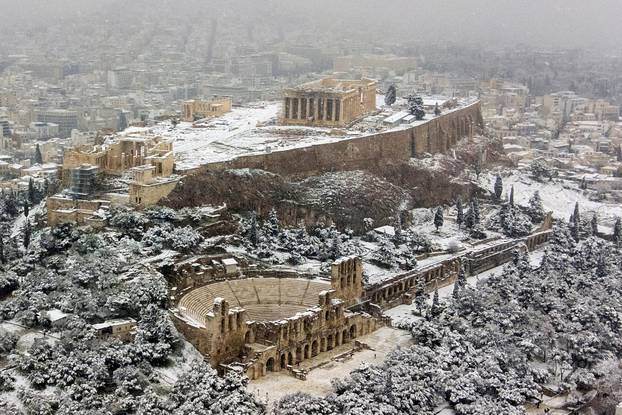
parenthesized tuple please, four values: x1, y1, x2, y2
(172, 256, 377, 379)
(182, 96, 232, 122)
(281, 78, 377, 127)
(63, 136, 174, 178)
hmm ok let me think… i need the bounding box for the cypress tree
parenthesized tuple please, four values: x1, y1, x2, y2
(472, 198, 481, 224)
(434, 207, 444, 231)
(456, 198, 464, 229)
(570, 202, 580, 242)
(34, 144, 43, 165)
(0, 234, 4, 264)
(24, 202, 29, 218)
(591, 213, 598, 236)
(249, 212, 259, 246)
(28, 178, 35, 204)
(613, 217, 622, 244)
(509, 186, 515, 206)
(494, 175, 503, 201)
(23, 220, 31, 249)
(384, 85, 397, 106)
(430, 289, 440, 317)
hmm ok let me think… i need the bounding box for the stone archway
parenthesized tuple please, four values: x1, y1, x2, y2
(280, 353, 287, 369)
(311, 340, 319, 357)
(288, 352, 294, 366)
(266, 357, 275, 372)
(327, 334, 334, 351)
(350, 325, 357, 339)
(304, 344, 310, 359)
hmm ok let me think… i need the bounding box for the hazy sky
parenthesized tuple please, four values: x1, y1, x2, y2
(0, 0, 620, 50)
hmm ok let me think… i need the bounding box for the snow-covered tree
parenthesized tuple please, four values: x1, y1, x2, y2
(434, 102, 441, 116)
(34, 144, 43, 165)
(248, 212, 259, 246)
(494, 175, 503, 201)
(384, 85, 397, 107)
(526, 191, 545, 224)
(591, 213, 598, 236)
(407, 95, 425, 120)
(266, 208, 280, 237)
(23, 220, 31, 249)
(570, 202, 581, 241)
(456, 198, 464, 229)
(430, 289, 440, 318)
(530, 159, 551, 182)
(433, 207, 444, 231)
(613, 217, 622, 244)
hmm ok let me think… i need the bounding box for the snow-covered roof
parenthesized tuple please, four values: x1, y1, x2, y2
(92, 318, 136, 330)
(45, 309, 69, 322)
(221, 258, 238, 266)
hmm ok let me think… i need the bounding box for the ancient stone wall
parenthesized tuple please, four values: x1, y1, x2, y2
(184, 101, 482, 179)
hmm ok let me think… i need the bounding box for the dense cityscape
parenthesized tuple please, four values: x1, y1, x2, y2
(1, 1, 622, 414)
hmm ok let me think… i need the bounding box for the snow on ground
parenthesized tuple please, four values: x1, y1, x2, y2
(250, 326, 412, 409)
(10, 200, 45, 238)
(486, 171, 622, 226)
(153, 339, 206, 386)
(141, 99, 481, 171)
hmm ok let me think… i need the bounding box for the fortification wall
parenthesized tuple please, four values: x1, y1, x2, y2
(183, 101, 482, 178)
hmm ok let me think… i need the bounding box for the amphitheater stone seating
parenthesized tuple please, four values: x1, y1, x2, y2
(179, 278, 331, 323)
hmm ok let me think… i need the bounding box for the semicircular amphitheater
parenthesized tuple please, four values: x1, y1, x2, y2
(172, 257, 381, 379)
(178, 278, 331, 323)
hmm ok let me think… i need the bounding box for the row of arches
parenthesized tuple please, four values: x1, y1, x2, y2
(265, 324, 359, 374)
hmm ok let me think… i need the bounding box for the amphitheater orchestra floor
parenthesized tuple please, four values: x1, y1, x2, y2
(249, 326, 412, 406)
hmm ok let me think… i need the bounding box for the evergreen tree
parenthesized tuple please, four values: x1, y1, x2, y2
(23, 220, 31, 249)
(433, 207, 444, 231)
(23, 202, 29, 218)
(384, 85, 397, 106)
(0, 234, 4, 264)
(452, 264, 467, 298)
(414, 277, 427, 314)
(430, 289, 440, 318)
(267, 208, 280, 236)
(527, 191, 545, 223)
(43, 178, 49, 196)
(434, 102, 441, 116)
(407, 95, 425, 120)
(456, 264, 467, 289)
(393, 213, 403, 243)
(249, 212, 259, 246)
(331, 236, 341, 260)
(596, 255, 607, 278)
(34, 144, 43, 165)
(509, 186, 515, 206)
(591, 213, 598, 236)
(613, 217, 622, 244)
(28, 178, 35, 204)
(465, 203, 475, 229)
(494, 175, 503, 201)
(472, 198, 481, 224)
(570, 202, 580, 242)
(456, 198, 464, 229)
